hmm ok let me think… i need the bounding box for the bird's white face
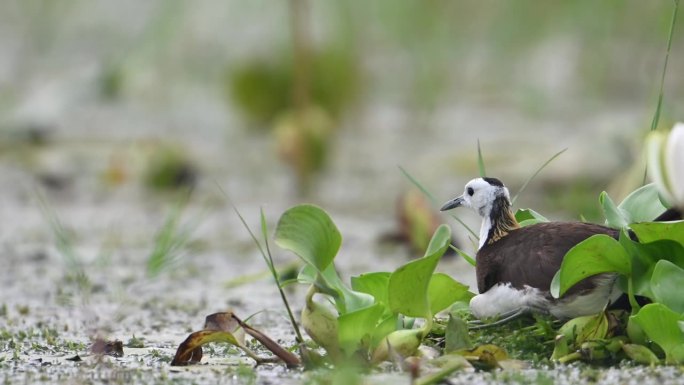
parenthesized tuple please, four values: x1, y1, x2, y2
(441, 178, 510, 218)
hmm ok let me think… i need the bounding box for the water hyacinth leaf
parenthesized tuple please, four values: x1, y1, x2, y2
(617, 183, 668, 224)
(599, 191, 628, 229)
(275, 204, 341, 272)
(299, 263, 375, 313)
(389, 225, 451, 318)
(622, 344, 660, 365)
(301, 290, 340, 359)
(550, 235, 631, 298)
(651, 260, 684, 314)
(445, 313, 472, 352)
(428, 273, 474, 315)
(631, 303, 684, 364)
(337, 303, 384, 356)
(514, 208, 549, 225)
(618, 233, 684, 299)
(371, 328, 424, 364)
(576, 312, 609, 344)
(351, 272, 391, 307)
(557, 312, 609, 346)
(372, 315, 399, 348)
(631, 221, 684, 246)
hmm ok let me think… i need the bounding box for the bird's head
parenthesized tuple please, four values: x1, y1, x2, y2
(440, 177, 511, 218)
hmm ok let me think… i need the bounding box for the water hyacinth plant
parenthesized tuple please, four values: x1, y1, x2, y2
(548, 125, 684, 364)
(274, 204, 474, 364)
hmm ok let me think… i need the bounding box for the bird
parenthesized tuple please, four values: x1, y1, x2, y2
(440, 177, 625, 322)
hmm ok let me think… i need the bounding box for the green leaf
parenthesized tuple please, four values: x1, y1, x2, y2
(351, 272, 391, 307)
(427, 273, 474, 315)
(337, 303, 384, 356)
(631, 221, 684, 246)
(550, 235, 631, 298)
(444, 313, 472, 352)
(622, 344, 660, 365)
(651, 260, 684, 314)
(275, 204, 341, 272)
(618, 184, 668, 223)
(388, 225, 451, 318)
(632, 303, 684, 364)
(618, 235, 684, 299)
(515, 208, 549, 226)
(300, 264, 375, 314)
(599, 191, 628, 229)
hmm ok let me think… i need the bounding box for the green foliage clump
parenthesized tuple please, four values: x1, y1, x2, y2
(226, 47, 359, 126)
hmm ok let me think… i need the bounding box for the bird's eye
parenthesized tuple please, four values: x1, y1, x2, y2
(467, 187, 474, 196)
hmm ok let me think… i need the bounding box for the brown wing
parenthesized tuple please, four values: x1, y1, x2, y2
(475, 222, 619, 294)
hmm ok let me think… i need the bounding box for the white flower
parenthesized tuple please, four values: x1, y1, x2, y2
(647, 122, 684, 209)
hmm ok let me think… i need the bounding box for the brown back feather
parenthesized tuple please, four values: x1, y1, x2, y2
(476, 222, 619, 294)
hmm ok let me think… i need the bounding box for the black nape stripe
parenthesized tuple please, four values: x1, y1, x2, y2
(483, 177, 504, 187)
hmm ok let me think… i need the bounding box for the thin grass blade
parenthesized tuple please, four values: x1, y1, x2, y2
(477, 139, 486, 178)
(398, 166, 478, 239)
(512, 148, 567, 205)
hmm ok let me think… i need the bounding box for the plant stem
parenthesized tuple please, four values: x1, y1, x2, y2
(261, 209, 306, 344)
(627, 277, 641, 315)
(644, 0, 679, 184)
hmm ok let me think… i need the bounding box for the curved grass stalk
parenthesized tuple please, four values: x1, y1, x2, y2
(216, 183, 305, 345)
(398, 166, 478, 239)
(511, 148, 567, 205)
(643, 0, 679, 184)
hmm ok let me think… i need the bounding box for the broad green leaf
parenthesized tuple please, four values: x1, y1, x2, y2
(622, 343, 659, 365)
(550, 235, 631, 298)
(618, 233, 684, 299)
(444, 313, 472, 352)
(631, 221, 684, 246)
(599, 191, 628, 229)
(388, 225, 451, 318)
(371, 315, 399, 349)
(300, 264, 375, 313)
(428, 273, 474, 315)
(618, 183, 668, 223)
(297, 264, 317, 285)
(371, 328, 424, 364)
(275, 204, 341, 271)
(424, 224, 452, 258)
(632, 303, 684, 364)
(351, 272, 390, 307)
(576, 312, 609, 344)
(337, 303, 384, 356)
(651, 260, 684, 314)
(515, 208, 549, 224)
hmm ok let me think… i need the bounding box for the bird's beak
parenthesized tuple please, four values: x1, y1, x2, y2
(440, 196, 464, 211)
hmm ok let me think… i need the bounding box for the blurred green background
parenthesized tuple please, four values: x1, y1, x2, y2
(1, 0, 682, 234)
